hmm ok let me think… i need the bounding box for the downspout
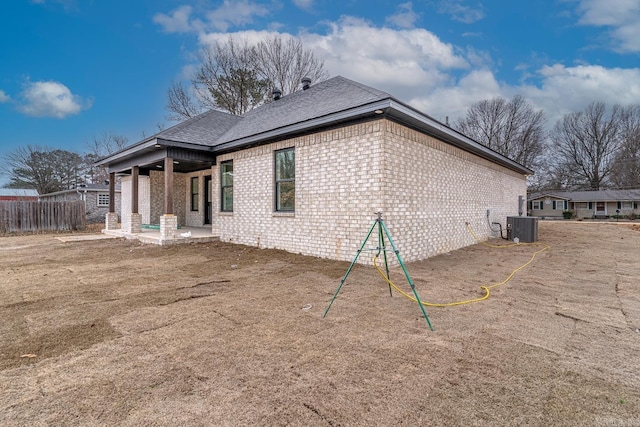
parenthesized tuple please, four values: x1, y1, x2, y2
(75, 188, 87, 211)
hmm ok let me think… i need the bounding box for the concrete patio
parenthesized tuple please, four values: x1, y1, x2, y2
(102, 226, 219, 246)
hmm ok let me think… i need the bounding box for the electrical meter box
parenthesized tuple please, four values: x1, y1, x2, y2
(506, 216, 538, 243)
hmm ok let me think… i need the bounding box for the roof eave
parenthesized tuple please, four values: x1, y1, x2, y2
(95, 137, 215, 168)
(213, 98, 532, 176)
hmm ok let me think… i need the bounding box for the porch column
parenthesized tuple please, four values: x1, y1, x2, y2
(105, 172, 118, 230)
(164, 157, 173, 214)
(160, 157, 177, 240)
(126, 166, 142, 234)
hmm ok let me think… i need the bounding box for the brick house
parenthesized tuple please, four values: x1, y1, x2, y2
(39, 184, 121, 223)
(97, 76, 531, 262)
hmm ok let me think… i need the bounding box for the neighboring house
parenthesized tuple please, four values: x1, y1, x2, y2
(39, 184, 121, 223)
(528, 189, 640, 219)
(0, 189, 39, 201)
(96, 76, 531, 263)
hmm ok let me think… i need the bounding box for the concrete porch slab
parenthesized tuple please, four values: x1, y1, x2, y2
(103, 226, 219, 246)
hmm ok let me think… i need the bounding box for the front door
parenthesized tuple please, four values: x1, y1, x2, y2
(596, 201, 606, 216)
(204, 175, 212, 225)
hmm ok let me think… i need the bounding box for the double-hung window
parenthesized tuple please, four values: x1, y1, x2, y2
(532, 201, 542, 210)
(275, 148, 295, 212)
(220, 160, 233, 212)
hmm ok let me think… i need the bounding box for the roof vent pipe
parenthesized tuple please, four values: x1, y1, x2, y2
(272, 88, 282, 100)
(302, 77, 311, 90)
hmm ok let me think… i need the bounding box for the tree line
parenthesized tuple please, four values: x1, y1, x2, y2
(454, 97, 640, 191)
(1, 133, 128, 194)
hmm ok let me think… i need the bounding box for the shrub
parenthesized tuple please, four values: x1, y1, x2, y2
(562, 210, 573, 219)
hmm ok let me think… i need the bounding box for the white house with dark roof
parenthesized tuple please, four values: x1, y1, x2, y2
(96, 76, 531, 262)
(528, 189, 640, 219)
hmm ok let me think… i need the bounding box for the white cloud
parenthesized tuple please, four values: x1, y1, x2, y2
(519, 64, 640, 122)
(386, 2, 419, 29)
(438, 0, 484, 24)
(153, 5, 195, 33)
(18, 81, 90, 118)
(198, 29, 280, 47)
(0, 90, 10, 103)
(292, 0, 313, 10)
(154, 1, 270, 34)
(576, 0, 640, 52)
(205, 0, 270, 32)
(301, 16, 468, 98)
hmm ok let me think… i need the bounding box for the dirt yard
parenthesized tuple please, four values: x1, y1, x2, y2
(1, 222, 639, 426)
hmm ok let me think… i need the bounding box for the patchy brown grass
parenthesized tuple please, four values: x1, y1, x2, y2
(0, 222, 639, 426)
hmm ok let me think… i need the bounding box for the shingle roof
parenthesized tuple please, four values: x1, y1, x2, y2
(38, 184, 122, 198)
(215, 76, 392, 145)
(529, 189, 640, 201)
(97, 75, 531, 175)
(155, 109, 242, 146)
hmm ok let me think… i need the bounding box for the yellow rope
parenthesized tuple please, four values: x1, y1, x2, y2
(373, 223, 550, 307)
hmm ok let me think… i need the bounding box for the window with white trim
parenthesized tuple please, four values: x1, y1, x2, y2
(532, 201, 542, 210)
(97, 193, 109, 207)
(575, 202, 588, 210)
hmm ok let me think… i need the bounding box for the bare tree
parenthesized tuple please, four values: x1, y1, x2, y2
(610, 104, 640, 188)
(85, 132, 130, 184)
(1, 146, 83, 194)
(252, 34, 329, 96)
(165, 81, 203, 121)
(455, 95, 547, 170)
(550, 102, 622, 190)
(88, 131, 129, 158)
(166, 34, 328, 120)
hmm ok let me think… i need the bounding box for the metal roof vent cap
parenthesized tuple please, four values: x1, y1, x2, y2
(301, 77, 311, 90)
(272, 88, 282, 100)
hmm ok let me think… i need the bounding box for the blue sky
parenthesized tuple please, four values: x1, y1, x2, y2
(1, 0, 640, 185)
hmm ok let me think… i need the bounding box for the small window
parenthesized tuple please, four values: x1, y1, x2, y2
(97, 193, 109, 207)
(555, 200, 566, 210)
(532, 201, 542, 210)
(191, 177, 199, 211)
(275, 148, 295, 212)
(220, 160, 233, 212)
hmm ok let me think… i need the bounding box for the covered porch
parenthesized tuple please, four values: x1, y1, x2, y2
(98, 137, 217, 245)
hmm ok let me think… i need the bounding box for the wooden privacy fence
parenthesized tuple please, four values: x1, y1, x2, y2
(0, 201, 86, 234)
